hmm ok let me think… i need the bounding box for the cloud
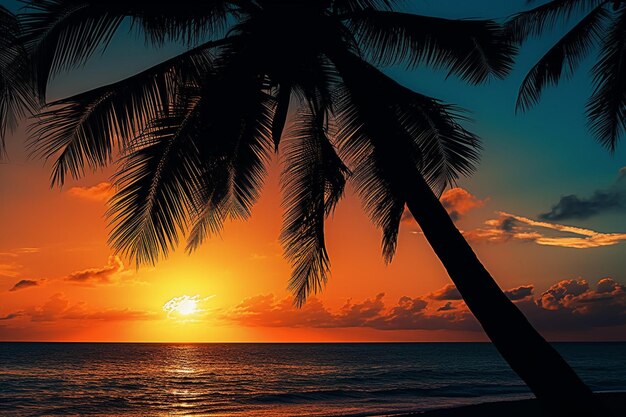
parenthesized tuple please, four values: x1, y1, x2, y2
(29, 293, 70, 322)
(519, 278, 626, 330)
(465, 212, 626, 249)
(504, 285, 534, 301)
(440, 188, 487, 221)
(1, 293, 156, 323)
(437, 302, 456, 311)
(224, 277, 626, 334)
(9, 279, 40, 292)
(0, 312, 23, 321)
(0, 248, 39, 278)
(0, 263, 21, 278)
(428, 284, 462, 300)
(540, 168, 626, 221)
(65, 256, 124, 285)
(66, 182, 114, 202)
(225, 290, 478, 331)
(403, 187, 486, 223)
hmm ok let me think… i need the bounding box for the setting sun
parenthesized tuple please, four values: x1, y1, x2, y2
(163, 295, 202, 318)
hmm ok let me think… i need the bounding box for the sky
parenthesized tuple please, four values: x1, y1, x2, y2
(1, 0, 625, 342)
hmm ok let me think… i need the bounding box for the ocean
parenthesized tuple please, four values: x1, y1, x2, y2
(1, 342, 625, 416)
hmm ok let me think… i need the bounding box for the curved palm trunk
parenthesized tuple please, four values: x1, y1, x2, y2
(404, 171, 606, 417)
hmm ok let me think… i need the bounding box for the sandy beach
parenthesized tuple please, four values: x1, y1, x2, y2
(394, 392, 626, 417)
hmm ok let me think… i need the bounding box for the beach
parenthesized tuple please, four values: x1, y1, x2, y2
(399, 392, 626, 416)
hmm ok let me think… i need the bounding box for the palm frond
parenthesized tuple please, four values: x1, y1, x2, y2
(393, 90, 481, 195)
(185, 63, 274, 251)
(506, 0, 606, 42)
(281, 104, 348, 306)
(130, 0, 231, 45)
(29, 38, 229, 186)
(586, 6, 626, 151)
(333, 0, 395, 13)
(347, 11, 516, 84)
(271, 82, 291, 151)
(19, 0, 125, 99)
(332, 49, 480, 260)
(107, 93, 204, 265)
(0, 6, 35, 156)
(19, 0, 232, 99)
(516, 5, 609, 112)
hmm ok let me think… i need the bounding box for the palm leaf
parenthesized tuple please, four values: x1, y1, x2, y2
(186, 61, 274, 251)
(332, 49, 480, 260)
(281, 104, 349, 306)
(29, 37, 230, 186)
(19, 0, 125, 99)
(586, 6, 626, 151)
(107, 93, 204, 265)
(333, 0, 395, 13)
(271, 82, 291, 150)
(347, 11, 516, 84)
(19, 0, 232, 99)
(129, 0, 231, 45)
(0, 5, 35, 156)
(516, 5, 609, 111)
(506, 0, 606, 42)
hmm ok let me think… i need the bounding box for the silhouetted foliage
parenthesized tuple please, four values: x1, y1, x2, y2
(22, 0, 514, 303)
(0, 5, 34, 156)
(21, 2, 606, 415)
(508, 0, 626, 151)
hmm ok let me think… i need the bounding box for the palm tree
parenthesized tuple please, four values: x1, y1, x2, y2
(20, 1, 603, 415)
(0, 5, 34, 156)
(508, 0, 626, 151)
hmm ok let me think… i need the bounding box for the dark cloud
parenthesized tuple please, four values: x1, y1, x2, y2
(540, 168, 626, 221)
(0, 312, 23, 321)
(9, 279, 40, 292)
(504, 285, 534, 301)
(519, 278, 626, 330)
(428, 284, 462, 301)
(65, 256, 124, 285)
(437, 302, 456, 312)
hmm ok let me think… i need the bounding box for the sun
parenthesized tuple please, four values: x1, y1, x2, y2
(174, 298, 198, 316)
(163, 295, 203, 319)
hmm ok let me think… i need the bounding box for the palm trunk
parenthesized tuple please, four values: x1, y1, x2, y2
(404, 170, 606, 417)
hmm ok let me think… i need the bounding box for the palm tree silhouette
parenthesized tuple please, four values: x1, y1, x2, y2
(508, 0, 626, 151)
(0, 5, 34, 156)
(20, 1, 604, 416)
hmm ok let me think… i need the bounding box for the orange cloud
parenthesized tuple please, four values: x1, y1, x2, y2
(1, 293, 156, 323)
(225, 291, 478, 331)
(223, 277, 626, 333)
(465, 212, 626, 248)
(64, 256, 124, 285)
(403, 187, 486, 223)
(66, 182, 114, 202)
(440, 188, 487, 220)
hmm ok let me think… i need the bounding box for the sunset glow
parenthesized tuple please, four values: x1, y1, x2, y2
(163, 295, 201, 318)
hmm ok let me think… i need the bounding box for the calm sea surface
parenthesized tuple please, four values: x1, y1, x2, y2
(1, 342, 625, 416)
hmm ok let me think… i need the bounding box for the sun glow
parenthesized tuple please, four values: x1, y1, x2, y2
(163, 295, 203, 319)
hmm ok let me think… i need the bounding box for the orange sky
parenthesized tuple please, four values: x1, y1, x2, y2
(1, 0, 626, 341)
(2, 127, 626, 342)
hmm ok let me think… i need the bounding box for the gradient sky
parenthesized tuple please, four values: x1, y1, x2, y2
(1, 0, 625, 342)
